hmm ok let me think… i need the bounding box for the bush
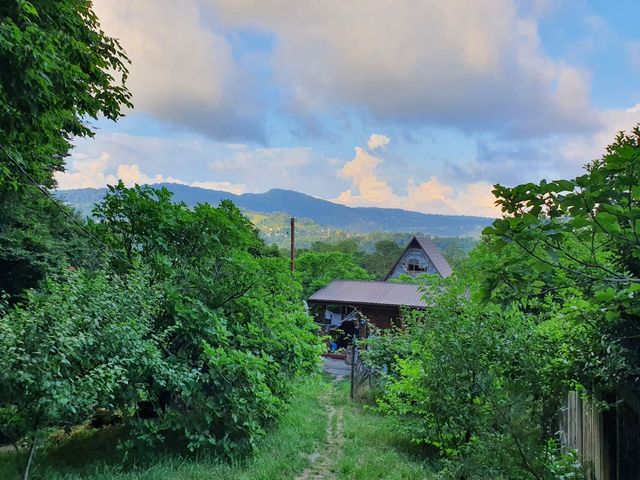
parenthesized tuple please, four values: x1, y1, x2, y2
(364, 273, 582, 479)
(0, 269, 162, 477)
(0, 184, 323, 479)
(89, 183, 323, 455)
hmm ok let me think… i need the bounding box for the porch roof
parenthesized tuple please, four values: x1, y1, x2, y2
(307, 280, 426, 308)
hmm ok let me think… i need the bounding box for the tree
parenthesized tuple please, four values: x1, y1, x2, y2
(0, 187, 97, 299)
(359, 240, 403, 278)
(295, 251, 372, 297)
(90, 183, 322, 455)
(0, 0, 131, 190)
(483, 126, 640, 392)
(0, 270, 162, 480)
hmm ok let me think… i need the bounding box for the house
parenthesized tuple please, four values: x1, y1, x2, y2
(385, 235, 452, 279)
(307, 236, 452, 335)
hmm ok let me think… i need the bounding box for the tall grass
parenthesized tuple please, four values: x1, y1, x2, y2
(0, 377, 329, 480)
(332, 381, 434, 480)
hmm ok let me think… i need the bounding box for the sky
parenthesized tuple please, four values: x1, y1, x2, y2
(56, 0, 640, 218)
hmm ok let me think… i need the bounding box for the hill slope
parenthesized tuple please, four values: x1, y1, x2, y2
(57, 183, 494, 236)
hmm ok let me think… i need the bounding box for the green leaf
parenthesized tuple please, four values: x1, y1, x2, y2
(595, 288, 616, 302)
(554, 180, 575, 192)
(595, 211, 621, 233)
(19, 0, 39, 17)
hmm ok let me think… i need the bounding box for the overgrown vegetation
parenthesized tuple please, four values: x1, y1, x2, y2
(0, 377, 329, 480)
(331, 381, 433, 480)
(0, 183, 322, 479)
(364, 127, 640, 479)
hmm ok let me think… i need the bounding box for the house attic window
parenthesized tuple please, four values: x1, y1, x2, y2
(406, 260, 426, 272)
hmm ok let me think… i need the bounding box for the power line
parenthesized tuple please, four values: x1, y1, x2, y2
(1, 143, 133, 266)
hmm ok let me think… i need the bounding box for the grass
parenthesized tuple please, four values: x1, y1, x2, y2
(332, 381, 434, 480)
(0, 375, 434, 480)
(0, 376, 330, 480)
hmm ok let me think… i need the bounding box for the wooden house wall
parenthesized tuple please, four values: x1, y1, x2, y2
(358, 305, 401, 330)
(388, 247, 438, 279)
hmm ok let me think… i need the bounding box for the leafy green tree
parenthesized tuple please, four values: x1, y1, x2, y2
(0, 0, 131, 190)
(365, 253, 582, 479)
(91, 183, 322, 455)
(0, 187, 97, 299)
(359, 240, 404, 278)
(483, 126, 640, 393)
(0, 269, 162, 480)
(295, 251, 372, 297)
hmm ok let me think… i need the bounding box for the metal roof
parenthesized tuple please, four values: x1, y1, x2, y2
(385, 235, 452, 279)
(307, 280, 426, 308)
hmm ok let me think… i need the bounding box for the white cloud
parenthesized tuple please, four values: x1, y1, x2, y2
(335, 140, 500, 217)
(337, 148, 395, 204)
(367, 134, 390, 150)
(93, 0, 262, 140)
(627, 103, 640, 114)
(112, 164, 186, 187)
(557, 106, 640, 172)
(209, 147, 312, 171)
(211, 0, 597, 136)
(54, 153, 116, 190)
(66, 132, 344, 199)
(55, 153, 246, 194)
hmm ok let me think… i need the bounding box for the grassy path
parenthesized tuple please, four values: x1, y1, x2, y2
(295, 391, 345, 480)
(295, 378, 432, 480)
(0, 376, 432, 480)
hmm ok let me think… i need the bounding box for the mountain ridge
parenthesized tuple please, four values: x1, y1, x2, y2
(57, 183, 494, 236)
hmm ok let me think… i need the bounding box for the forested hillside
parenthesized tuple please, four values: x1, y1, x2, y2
(58, 184, 493, 236)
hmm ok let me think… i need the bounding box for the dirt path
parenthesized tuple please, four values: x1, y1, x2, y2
(296, 385, 344, 480)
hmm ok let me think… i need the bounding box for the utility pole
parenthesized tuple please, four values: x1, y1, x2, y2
(290, 217, 295, 273)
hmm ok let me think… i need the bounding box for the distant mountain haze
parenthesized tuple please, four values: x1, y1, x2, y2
(57, 183, 494, 236)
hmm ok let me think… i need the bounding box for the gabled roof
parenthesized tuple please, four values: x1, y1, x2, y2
(307, 280, 426, 308)
(385, 235, 452, 279)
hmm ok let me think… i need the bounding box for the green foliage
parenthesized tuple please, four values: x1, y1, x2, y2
(0, 187, 97, 298)
(0, 377, 329, 480)
(360, 127, 640, 477)
(0, 0, 131, 189)
(358, 239, 404, 278)
(483, 126, 640, 392)
(0, 269, 161, 477)
(295, 251, 372, 297)
(365, 269, 583, 479)
(0, 183, 322, 479)
(89, 183, 322, 455)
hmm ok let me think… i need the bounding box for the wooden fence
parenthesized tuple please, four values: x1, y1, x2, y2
(560, 390, 640, 479)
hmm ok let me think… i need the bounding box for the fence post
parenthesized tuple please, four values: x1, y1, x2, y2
(350, 342, 357, 399)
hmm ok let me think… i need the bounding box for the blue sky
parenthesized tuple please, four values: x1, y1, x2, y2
(57, 0, 640, 217)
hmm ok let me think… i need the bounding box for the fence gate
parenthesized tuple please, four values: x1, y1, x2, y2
(350, 345, 375, 399)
